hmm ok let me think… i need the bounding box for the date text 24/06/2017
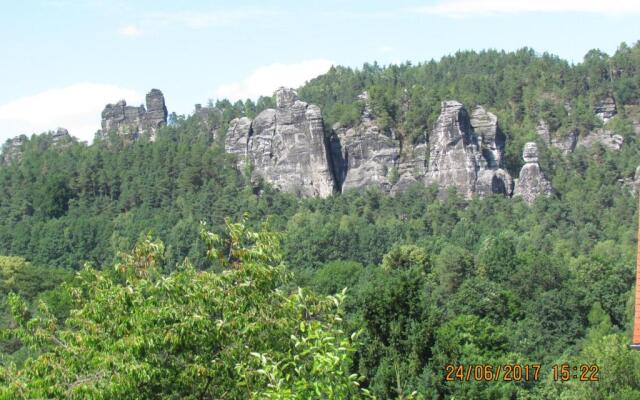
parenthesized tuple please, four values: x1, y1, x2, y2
(444, 364, 600, 382)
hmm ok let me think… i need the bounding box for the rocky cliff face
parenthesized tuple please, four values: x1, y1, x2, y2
(536, 117, 624, 153)
(330, 91, 402, 193)
(577, 128, 624, 151)
(422, 101, 512, 198)
(536, 120, 578, 154)
(1, 128, 78, 167)
(594, 96, 617, 122)
(224, 116, 251, 162)
(100, 89, 167, 140)
(424, 101, 480, 198)
(470, 105, 505, 168)
(50, 127, 74, 147)
(224, 88, 335, 197)
(1, 136, 27, 165)
(326, 99, 512, 198)
(513, 142, 553, 205)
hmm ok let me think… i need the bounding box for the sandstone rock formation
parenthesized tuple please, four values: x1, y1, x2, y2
(422, 101, 512, 198)
(220, 90, 519, 199)
(50, 127, 74, 148)
(100, 89, 167, 140)
(594, 96, 617, 122)
(224, 88, 335, 197)
(619, 165, 640, 195)
(224, 116, 251, 161)
(536, 120, 578, 154)
(330, 91, 402, 193)
(332, 121, 401, 193)
(513, 142, 553, 205)
(328, 99, 512, 198)
(577, 128, 624, 151)
(537, 117, 624, 153)
(552, 130, 579, 154)
(470, 105, 505, 168)
(424, 101, 481, 198)
(0, 136, 27, 166)
(536, 120, 552, 144)
(633, 166, 640, 195)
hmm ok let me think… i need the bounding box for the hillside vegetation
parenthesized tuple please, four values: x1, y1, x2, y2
(1, 43, 640, 398)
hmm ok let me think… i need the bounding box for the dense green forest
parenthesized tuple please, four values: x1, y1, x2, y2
(2, 43, 640, 398)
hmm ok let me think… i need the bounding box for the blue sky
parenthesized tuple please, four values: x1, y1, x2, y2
(1, 0, 639, 143)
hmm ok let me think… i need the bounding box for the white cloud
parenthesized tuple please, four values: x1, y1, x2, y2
(413, 0, 640, 18)
(215, 59, 335, 101)
(378, 45, 394, 53)
(118, 25, 142, 37)
(0, 83, 142, 144)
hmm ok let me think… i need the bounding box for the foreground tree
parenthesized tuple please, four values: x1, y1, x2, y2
(0, 219, 369, 399)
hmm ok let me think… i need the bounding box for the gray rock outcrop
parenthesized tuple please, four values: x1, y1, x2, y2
(144, 89, 168, 137)
(513, 142, 553, 205)
(50, 127, 74, 148)
(536, 120, 552, 144)
(620, 165, 640, 195)
(594, 96, 617, 122)
(577, 128, 624, 151)
(329, 99, 512, 198)
(1, 136, 27, 166)
(224, 87, 335, 197)
(537, 117, 624, 153)
(424, 101, 480, 198)
(224, 116, 251, 161)
(100, 89, 167, 140)
(470, 105, 505, 168)
(332, 120, 400, 193)
(536, 120, 578, 154)
(551, 130, 579, 154)
(633, 166, 640, 195)
(331, 91, 402, 193)
(422, 101, 512, 198)
(221, 92, 515, 199)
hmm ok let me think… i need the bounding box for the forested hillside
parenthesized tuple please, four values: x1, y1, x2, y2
(2, 43, 640, 398)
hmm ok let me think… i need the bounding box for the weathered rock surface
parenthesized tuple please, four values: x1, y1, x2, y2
(225, 88, 335, 197)
(329, 99, 512, 198)
(332, 119, 400, 193)
(390, 143, 428, 195)
(144, 89, 168, 137)
(225, 116, 251, 161)
(470, 105, 505, 168)
(594, 96, 617, 122)
(476, 169, 514, 198)
(536, 120, 578, 154)
(537, 117, 624, 153)
(422, 101, 512, 198)
(331, 91, 402, 193)
(619, 165, 640, 195)
(221, 92, 515, 199)
(577, 128, 624, 151)
(424, 101, 480, 198)
(100, 89, 167, 140)
(536, 120, 552, 144)
(50, 127, 74, 148)
(551, 130, 579, 154)
(633, 166, 640, 195)
(513, 142, 553, 205)
(1, 136, 27, 165)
